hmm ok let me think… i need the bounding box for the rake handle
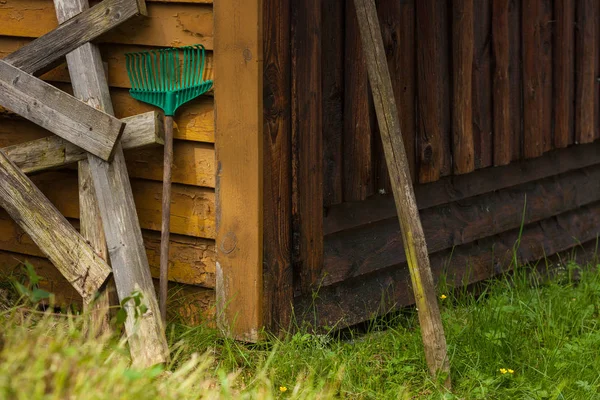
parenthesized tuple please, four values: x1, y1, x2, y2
(160, 115, 174, 324)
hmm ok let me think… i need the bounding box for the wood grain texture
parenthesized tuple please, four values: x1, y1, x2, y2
(354, 0, 449, 381)
(263, 0, 293, 333)
(214, 0, 264, 342)
(522, 0, 544, 157)
(159, 116, 174, 323)
(509, 0, 523, 159)
(452, 0, 475, 173)
(296, 201, 600, 330)
(0, 151, 111, 302)
(575, 0, 596, 144)
(324, 141, 600, 235)
(322, 164, 600, 286)
(55, 0, 169, 367)
(416, 0, 443, 183)
(473, 0, 493, 167)
(292, 0, 324, 294)
(492, 0, 511, 166)
(0, 60, 123, 161)
(553, 0, 575, 148)
(2, 0, 145, 76)
(376, 0, 416, 184)
(4, 112, 163, 174)
(322, 0, 345, 206)
(539, 0, 553, 153)
(343, 1, 373, 201)
(0, 1, 212, 64)
(0, 216, 216, 288)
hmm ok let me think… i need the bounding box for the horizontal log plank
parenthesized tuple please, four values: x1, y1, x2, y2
(324, 142, 600, 235)
(0, 86, 215, 143)
(27, 171, 215, 238)
(1, 0, 147, 75)
(0, 151, 110, 302)
(0, 216, 216, 288)
(322, 164, 600, 286)
(0, 40, 214, 91)
(0, 60, 123, 161)
(296, 202, 600, 329)
(0, 1, 213, 58)
(0, 117, 215, 187)
(0, 250, 215, 326)
(4, 111, 163, 174)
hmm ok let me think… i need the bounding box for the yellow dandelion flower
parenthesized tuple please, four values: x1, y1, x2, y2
(279, 386, 288, 393)
(499, 368, 507, 374)
(440, 294, 447, 300)
(508, 369, 514, 374)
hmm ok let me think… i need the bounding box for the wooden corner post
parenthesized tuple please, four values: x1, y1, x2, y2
(215, 0, 264, 341)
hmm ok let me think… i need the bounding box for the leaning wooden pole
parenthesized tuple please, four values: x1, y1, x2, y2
(353, 0, 451, 385)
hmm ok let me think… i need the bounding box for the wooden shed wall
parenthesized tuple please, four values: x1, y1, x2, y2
(262, 0, 600, 330)
(0, 0, 215, 323)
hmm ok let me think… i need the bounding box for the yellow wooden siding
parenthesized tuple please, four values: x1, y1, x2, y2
(0, 0, 217, 301)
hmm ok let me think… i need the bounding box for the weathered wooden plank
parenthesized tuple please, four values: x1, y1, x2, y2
(575, 0, 596, 144)
(0, 151, 111, 302)
(343, 1, 373, 201)
(297, 201, 600, 329)
(0, 39, 214, 92)
(0, 1, 214, 65)
(323, 141, 600, 235)
(492, 0, 511, 166)
(509, 0, 523, 159)
(554, 0, 575, 148)
(4, 112, 163, 174)
(473, 0, 493, 167)
(214, 0, 264, 341)
(354, 0, 449, 381)
(376, 0, 416, 184)
(0, 216, 216, 288)
(322, 0, 345, 206)
(2, 0, 146, 76)
(522, 0, 544, 157)
(539, 0, 553, 153)
(55, 0, 169, 367)
(291, 0, 324, 294)
(452, 0, 475, 173)
(416, 0, 443, 183)
(263, 0, 293, 333)
(0, 60, 123, 161)
(28, 170, 216, 240)
(322, 164, 600, 286)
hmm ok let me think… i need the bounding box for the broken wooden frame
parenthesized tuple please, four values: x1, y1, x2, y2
(0, 0, 169, 367)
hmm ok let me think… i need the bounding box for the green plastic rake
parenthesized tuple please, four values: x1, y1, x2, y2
(126, 45, 213, 323)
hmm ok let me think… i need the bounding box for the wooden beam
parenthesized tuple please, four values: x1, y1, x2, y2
(4, 112, 163, 174)
(324, 141, 600, 235)
(353, 0, 449, 382)
(492, 0, 511, 165)
(54, 0, 169, 367)
(0, 60, 123, 161)
(554, 0, 574, 149)
(214, 0, 264, 341)
(322, 164, 600, 286)
(297, 201, 600, 329)
(452, 0, 475, 173)
(575, 0, 596, 144)
(3, 0, 146, 76)
(0, 150, 111, 302)
(292, 0, 324, 294)
(263, 0, 293, 333)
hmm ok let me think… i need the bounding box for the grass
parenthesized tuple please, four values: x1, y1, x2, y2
(1, 261, 600, 399)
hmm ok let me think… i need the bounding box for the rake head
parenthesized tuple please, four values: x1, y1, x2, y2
(126, 44, 213, 116)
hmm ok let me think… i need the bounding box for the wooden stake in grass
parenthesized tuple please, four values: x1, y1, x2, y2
(352, 0, 451, 386)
